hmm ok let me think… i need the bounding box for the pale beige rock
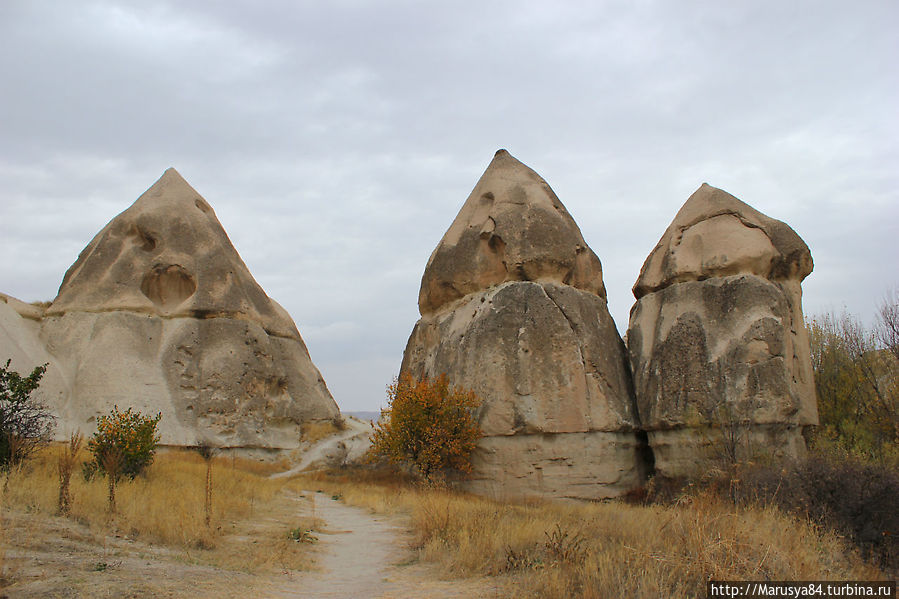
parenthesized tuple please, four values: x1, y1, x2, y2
(627, 184, 817, 476)
(466, 431, 646, 501)
(0, 292, 46, 321)
(0, 295, 69, 417)
(403, 151, 644, 500)
(36, 169, 338, 448)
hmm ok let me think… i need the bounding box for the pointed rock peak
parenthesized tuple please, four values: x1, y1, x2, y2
(133, 168, 217, 214)
(478, 149, 549, 188)
(47, 171, 300, 339)
(162, 166, 184, 179)
(633, 183, 813, 299)
(154, 167, 192, 190)
(418, 151, 606, 315)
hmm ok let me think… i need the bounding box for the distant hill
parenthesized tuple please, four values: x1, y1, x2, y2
(344, 411, 381, 423)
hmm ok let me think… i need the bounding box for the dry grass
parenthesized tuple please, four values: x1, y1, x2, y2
(0, 473, 7, 589)
(300, 419, 345, 444)
(300, 468, 885, 598)
(3, 445, 318, 575)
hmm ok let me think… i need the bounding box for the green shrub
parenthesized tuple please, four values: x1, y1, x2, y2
(369, 373, 482, 480)
(87, 406, 161, 479)
(0, 359, 54, 467)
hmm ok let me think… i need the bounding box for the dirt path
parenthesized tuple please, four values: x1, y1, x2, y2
(2, 489, 500, 598)
(271, 418, 373, 479)
(269, 491, 499, 599)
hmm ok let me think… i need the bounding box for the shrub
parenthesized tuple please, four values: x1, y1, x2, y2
(0, 359, 55, 467)
(87, 406, 161, 480)
(724, 455, 899, 575)
(369, 373, 482, 480)
(807, 301, 898, 462)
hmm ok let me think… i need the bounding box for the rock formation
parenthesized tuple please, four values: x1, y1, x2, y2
(2, 169, 338, 449)
(626, 183, 817, 476)
(0, 293, 69, 409)
(402, 150, 644, 500)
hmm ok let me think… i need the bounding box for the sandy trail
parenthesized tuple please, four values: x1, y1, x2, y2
(272, 491, 498, 599)
(272, 417, 374, 480)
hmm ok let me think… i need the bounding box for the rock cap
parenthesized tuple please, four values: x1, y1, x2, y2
(419, 150, 605, 314)
(633, 183, 813, 299)
(47, 168, 300, 339)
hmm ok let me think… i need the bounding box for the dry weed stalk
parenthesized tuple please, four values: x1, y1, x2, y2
(100, 447, 124, 515)
(57, 432, 83, 516)
(195, 442, 219, 527)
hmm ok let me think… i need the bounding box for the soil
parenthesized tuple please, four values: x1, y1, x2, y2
(1, 488, 499, 598)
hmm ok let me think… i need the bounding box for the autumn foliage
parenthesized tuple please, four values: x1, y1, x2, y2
(370, 373, 482, 479)
(87, 406, 161, 480)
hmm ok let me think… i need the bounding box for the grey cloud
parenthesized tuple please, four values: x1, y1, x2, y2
(1, 0, 896, 410)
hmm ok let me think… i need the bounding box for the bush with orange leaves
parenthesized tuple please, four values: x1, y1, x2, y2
(86, 406, 161, 480)
(369, 373, 482, 480)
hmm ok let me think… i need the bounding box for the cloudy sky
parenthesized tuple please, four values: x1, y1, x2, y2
(1, 1, 896, 412)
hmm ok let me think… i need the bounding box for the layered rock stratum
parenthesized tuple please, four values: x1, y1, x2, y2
(402, 150, 644, 500)
(2, 169, 338, 449)
(626, 183, 818, 476)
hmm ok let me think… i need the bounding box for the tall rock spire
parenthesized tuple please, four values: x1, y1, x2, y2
(627, 183, 817, 476)
(39, 169, 338, 448)
(402, 151, 644, 501)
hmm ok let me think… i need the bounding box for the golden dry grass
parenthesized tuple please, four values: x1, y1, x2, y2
(0, 475, 7, 588)
(299, 469, 885, 598)
(4, 445, 318, 575)
(300, 419, 345, 444)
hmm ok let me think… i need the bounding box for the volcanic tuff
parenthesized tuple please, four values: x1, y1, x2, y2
(626, 183, 818, 476)
(2, 169, 337, 449)
(402, 150, 645, 500)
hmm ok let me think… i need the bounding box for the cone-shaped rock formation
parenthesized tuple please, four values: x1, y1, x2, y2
(627, 184, 817, 476)
(32, 169, 338, 448)
(402, 151, 644, 500)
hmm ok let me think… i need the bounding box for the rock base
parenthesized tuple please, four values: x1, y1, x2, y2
(647, 424, 808, 478)
(460, 431, 648, 501)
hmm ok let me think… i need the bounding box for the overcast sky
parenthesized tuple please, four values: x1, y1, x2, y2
(1, 1, 896, 412)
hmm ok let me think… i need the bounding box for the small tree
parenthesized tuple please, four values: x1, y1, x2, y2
(877, 287, 899, 362)
(87, 406, 161, 480)
(369, 373, 482, 480)
(808, 303, 898, 462)
(0, 359, 55, 467)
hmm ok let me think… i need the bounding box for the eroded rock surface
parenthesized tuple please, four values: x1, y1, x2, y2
(627, 184, 817, 476)
(9, 169, 338, 448)
(402, 150, 643, 500)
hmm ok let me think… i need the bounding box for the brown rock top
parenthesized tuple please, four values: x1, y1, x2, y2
(633, 183, 813, 299)
(419, 150, 605, 315)
(47, 168, 300, 339)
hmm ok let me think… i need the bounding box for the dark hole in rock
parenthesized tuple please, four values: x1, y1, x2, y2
(140, 264, 197, 310)
(128, 224, 157, 251)
(195, 198, 212, 214)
